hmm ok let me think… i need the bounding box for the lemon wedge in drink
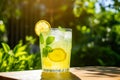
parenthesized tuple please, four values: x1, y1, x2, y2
(48, 48, 66, 62)
(35, 20, 51, 36)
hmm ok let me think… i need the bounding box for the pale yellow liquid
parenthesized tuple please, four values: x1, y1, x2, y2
(40, 28, 72, 72)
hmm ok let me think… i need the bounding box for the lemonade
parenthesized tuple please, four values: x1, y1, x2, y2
(35, 20, 72, 72)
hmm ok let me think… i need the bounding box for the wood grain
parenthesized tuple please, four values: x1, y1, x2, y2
(0, 66, 120, 80)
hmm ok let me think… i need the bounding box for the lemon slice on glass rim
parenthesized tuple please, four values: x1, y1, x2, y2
(48, 48, 66, 62)
(35, 20, 51, 36)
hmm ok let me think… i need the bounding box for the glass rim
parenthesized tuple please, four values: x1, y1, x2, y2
(50, 28, 72, 31)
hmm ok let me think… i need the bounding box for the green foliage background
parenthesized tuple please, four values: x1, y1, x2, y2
(0, 36, 41, 72)
(0, 0, 120, 72)
(71, 0, 120, 67)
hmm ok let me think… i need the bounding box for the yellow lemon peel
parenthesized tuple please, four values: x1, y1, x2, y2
(35, 20, 51, 36)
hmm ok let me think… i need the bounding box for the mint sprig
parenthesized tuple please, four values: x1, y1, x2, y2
(46, 36, 55, 45)
(39, 33, 44, 44)
(43, 46, 53, 57)
(40, 34, 55, 57)
(58, 26, 66, 32)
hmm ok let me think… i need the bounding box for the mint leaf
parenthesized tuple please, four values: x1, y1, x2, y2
(58, 26, 66, 32)
(39, 33, 44, 44)
(46, 36, 55, 45)
(43, 46, 53, 57)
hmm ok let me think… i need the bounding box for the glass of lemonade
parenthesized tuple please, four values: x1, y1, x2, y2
(40, 28, 72, 72)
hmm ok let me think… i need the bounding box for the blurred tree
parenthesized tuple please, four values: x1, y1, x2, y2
(0, 20, 8, 47)
(0, 0, 22, 23)
(71, 0, 120, 67)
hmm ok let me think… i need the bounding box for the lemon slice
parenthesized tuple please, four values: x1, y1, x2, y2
(48, 48, 66, 62)
(35, 20, 51, 36)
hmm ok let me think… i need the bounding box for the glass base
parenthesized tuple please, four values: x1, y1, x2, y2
(43, 69, 69, 72)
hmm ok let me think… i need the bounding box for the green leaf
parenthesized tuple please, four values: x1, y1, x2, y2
(2, 60, 7, 67)
(43, 46, 53, 57)
(46, 36, 55, 45)
(97, 59, 105, 66)
(13, 41, 23, 53)
(58, 26, 66, 32)
(0, 22, 6, 32)
(73, 5, 82, 17)
(40, 34, 44, 44)
(26, 36, 36, 44)
(15, 52, 27, 57)
(0, 50, 3, 63)
(8, 56, 14, 64)
(16, 45, 27, 52)
(1, 43, 10, 53)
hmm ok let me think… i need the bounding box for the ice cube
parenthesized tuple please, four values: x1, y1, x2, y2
(51, 29, 64, 41)
(64, 32, 72, 40)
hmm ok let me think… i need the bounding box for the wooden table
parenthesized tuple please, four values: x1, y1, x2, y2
(0, 66, 120, 80)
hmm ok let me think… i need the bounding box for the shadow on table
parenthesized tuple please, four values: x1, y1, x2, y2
(75, 66, 120, 77)
(41, 72, 81, 80)
(0, 76, 17, 80)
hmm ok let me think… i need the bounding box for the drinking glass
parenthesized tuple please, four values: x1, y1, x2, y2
(40, 28, 72, 72)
